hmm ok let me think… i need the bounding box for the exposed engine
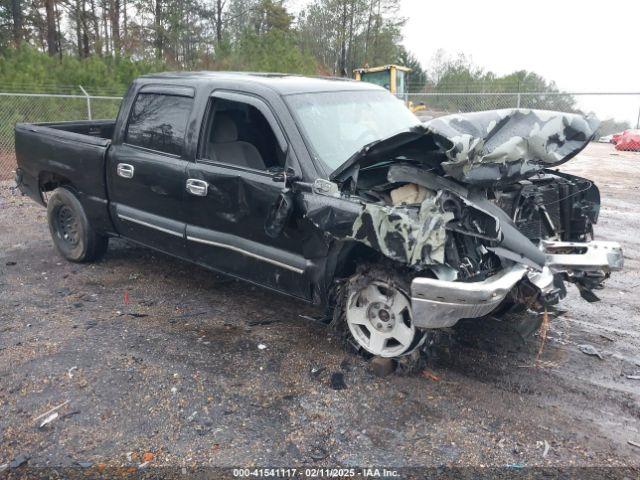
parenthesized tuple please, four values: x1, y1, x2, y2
(493, 171, 599, 243)
(382, 169, 602, 288)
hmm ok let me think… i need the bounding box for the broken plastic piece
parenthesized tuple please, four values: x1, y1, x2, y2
(578, 344, 604, 360)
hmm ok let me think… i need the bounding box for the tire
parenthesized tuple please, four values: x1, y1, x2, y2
(46, 187, 108, 263)
(330, 264, 425, 360)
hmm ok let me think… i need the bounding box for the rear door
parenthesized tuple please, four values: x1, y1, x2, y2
(184, 91, 312, 299)
(106, 85, 194, 258)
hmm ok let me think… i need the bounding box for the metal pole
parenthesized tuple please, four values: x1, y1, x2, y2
(517, 92, 521, 109)
(636, 104, 640, 129)
(79, 85, 92, 120)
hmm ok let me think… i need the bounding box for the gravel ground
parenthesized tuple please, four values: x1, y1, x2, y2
(1, 143, 639, 472)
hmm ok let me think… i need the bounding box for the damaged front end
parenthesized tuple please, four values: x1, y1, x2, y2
(306, 108, 623, 329)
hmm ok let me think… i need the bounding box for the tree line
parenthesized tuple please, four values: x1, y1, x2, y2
(0, 0, 415, 80)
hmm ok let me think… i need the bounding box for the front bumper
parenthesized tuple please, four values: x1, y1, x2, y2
(411, 240, 624, 329)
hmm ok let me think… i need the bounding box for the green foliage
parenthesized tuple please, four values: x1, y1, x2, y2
(0, 45, 163, 94)
(233, 29, 317, 74)
(421, 50, 579, 113)
(397, 47, 426, 92)
(298, 0, 404, 76)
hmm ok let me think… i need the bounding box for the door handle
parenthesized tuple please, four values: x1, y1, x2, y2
(117, 163, 135, 179)
(186, 178, 208, 196)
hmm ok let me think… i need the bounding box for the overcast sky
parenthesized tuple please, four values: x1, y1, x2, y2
(399, 0, 640, 124)
(291, 0, 640, 125)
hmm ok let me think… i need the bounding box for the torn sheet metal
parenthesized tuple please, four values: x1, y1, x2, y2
(425, 109, 600, 185)
(350, 194, 453, 266)
(302, 191, 453, 268)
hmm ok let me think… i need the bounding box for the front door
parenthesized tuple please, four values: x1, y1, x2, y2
(184, 92, 311, 299)
(107, 86, 194, 258)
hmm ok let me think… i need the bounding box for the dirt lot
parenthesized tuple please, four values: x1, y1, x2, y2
(1, 143, 639, 472)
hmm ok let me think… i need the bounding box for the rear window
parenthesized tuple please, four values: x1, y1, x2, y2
(125, 93, 193, 156)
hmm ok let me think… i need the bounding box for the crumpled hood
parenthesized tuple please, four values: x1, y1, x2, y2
(427, 109, 600, 185)
(330, 109, 600, 186)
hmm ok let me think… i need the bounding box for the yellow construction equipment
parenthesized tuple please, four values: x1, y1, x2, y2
(353, 64, 425, 113)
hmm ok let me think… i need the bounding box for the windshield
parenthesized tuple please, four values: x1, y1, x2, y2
(286, 90, 421, 170)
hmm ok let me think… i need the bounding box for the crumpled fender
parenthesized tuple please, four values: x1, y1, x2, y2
(301, 189, 452, 268)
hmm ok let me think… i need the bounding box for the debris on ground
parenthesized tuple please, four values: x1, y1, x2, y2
(543, 440, 550, 458)
(370, 356, 396, 377)
(257, 343, 267, 350)
(116, 309, 149, 318)
(330, 372, 346, 390)
(625, 375, 640, 380)
(247, 319, 276, 326)
(420, 369, 441, 381)
(60, 410, 80, 420)
(577, 344, 604, 360)
(34, 400, 69, 424)
(75, 461, 93, 468)
(67, 366, 78, 378)
(7, 454, 30, 469)
(308, 446, 329, 461)
(628, 440, 640, 449)
(38, 412, 59, 429)
(535, 309, 550, 364)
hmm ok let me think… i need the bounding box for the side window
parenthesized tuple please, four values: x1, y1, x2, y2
(125, 93, 193, 156)
(202, 98, 285, 171)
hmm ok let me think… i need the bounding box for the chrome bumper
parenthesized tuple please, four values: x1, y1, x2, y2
(411, 240, 624, 329)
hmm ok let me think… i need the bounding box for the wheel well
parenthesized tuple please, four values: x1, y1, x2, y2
(39, 171, 72, 192)
(39, 172, 74, 203)
(332, 242, 384, 280)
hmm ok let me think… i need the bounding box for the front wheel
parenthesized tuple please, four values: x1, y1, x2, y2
(333, 266, 424, 358)
(47, 187, 108, 263)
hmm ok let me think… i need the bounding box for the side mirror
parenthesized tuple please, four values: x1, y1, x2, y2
(264, 189, 295, 238)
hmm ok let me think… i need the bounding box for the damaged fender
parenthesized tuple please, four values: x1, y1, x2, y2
(301, 186, 453, 268)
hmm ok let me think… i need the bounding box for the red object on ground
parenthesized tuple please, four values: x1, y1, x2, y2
(615, 130, 640, 152)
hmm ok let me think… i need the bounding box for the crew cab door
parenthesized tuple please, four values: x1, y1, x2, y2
(184, 91, 311, 299)
(106, 86, 194, 258)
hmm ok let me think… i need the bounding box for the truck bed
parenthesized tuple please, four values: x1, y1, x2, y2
(15, 119, 117, 235)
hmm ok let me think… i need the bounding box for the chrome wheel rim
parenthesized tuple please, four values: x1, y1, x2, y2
(346, 280, 416, 357)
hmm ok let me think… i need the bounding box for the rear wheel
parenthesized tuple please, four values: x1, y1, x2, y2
(47, 187, 108, 262)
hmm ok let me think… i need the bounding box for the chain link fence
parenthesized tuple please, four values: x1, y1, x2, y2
(0, 89, 122, 180)
(404, 92, 640, 130)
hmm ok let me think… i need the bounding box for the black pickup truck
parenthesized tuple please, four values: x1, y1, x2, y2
(15, 72, 623, 359)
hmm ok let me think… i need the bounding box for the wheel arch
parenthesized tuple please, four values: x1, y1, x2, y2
(317, 240, 388, 312)
(39, 171, 76, 203)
